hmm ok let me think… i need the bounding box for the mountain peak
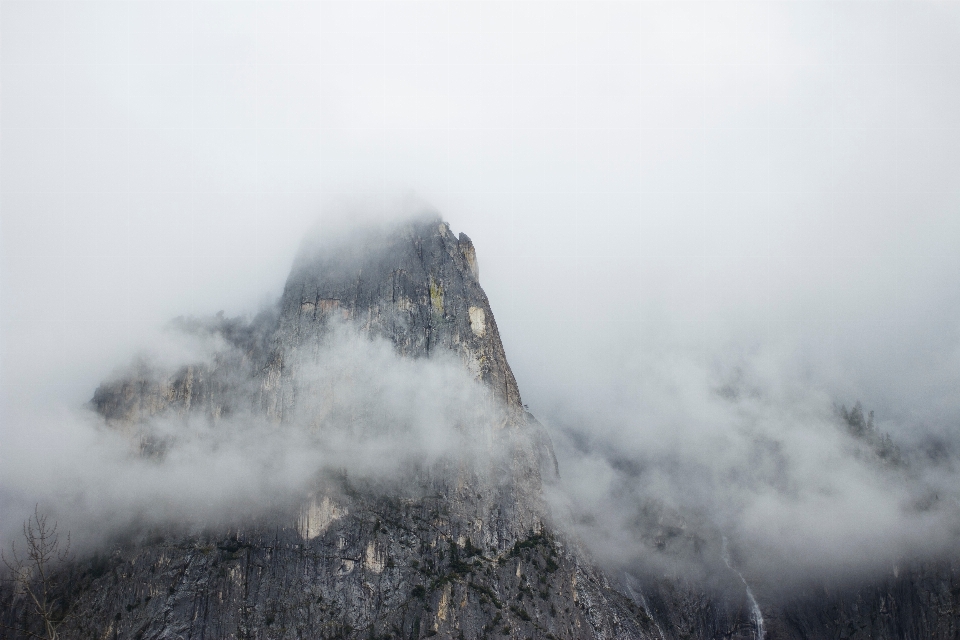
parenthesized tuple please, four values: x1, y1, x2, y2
(277, 217, 521, 412)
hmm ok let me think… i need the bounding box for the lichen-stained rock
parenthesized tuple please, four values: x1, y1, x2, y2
(273, 216, 522, 415)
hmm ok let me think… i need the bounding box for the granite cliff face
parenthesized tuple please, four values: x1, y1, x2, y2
(275, 220, 521, 413)
(2, 215, 958, 640)
(3, 216, 652, 640)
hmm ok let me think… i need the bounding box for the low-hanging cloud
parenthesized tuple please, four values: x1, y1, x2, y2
(1, 216, 958, 588)
(542, 333, 960, 587)
(0, 317, 510, 554)
(3, 0, 960, 596)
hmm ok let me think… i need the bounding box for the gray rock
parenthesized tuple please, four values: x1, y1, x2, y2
(3, 215, 958, 640)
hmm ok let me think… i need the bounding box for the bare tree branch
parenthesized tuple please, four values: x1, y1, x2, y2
(1, 506, 74, 640)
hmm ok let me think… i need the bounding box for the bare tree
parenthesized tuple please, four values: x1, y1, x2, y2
(1, 506, 73, 640)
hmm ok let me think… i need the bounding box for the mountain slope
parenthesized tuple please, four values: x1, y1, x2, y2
(2, 215, 957, 640)
(3, 216, 653, 640)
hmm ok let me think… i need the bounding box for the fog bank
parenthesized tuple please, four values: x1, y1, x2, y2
(0, 319, 508, 553)
(3, 1, 960, 584)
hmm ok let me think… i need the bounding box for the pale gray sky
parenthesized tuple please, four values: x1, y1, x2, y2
(3, 0, 960, 433)
(2, 0, 960, 576)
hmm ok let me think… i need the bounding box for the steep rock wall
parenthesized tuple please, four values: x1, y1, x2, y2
(4, 215, 959, 640)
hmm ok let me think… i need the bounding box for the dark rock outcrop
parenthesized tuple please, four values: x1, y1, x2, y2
(275, 220, 521, 413)
(3, 215, 958, 640)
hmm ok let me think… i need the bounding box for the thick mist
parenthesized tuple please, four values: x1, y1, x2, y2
(0, 318, 509, 553)
(3, 1, 960, 588)
(543, 339, 960, 586)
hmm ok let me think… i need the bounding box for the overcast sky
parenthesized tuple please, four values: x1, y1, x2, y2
(3, 1, 960, 582)
(3, 0, 960, 445)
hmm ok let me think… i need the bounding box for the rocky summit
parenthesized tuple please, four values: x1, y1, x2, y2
(2, 215, 959, 640)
